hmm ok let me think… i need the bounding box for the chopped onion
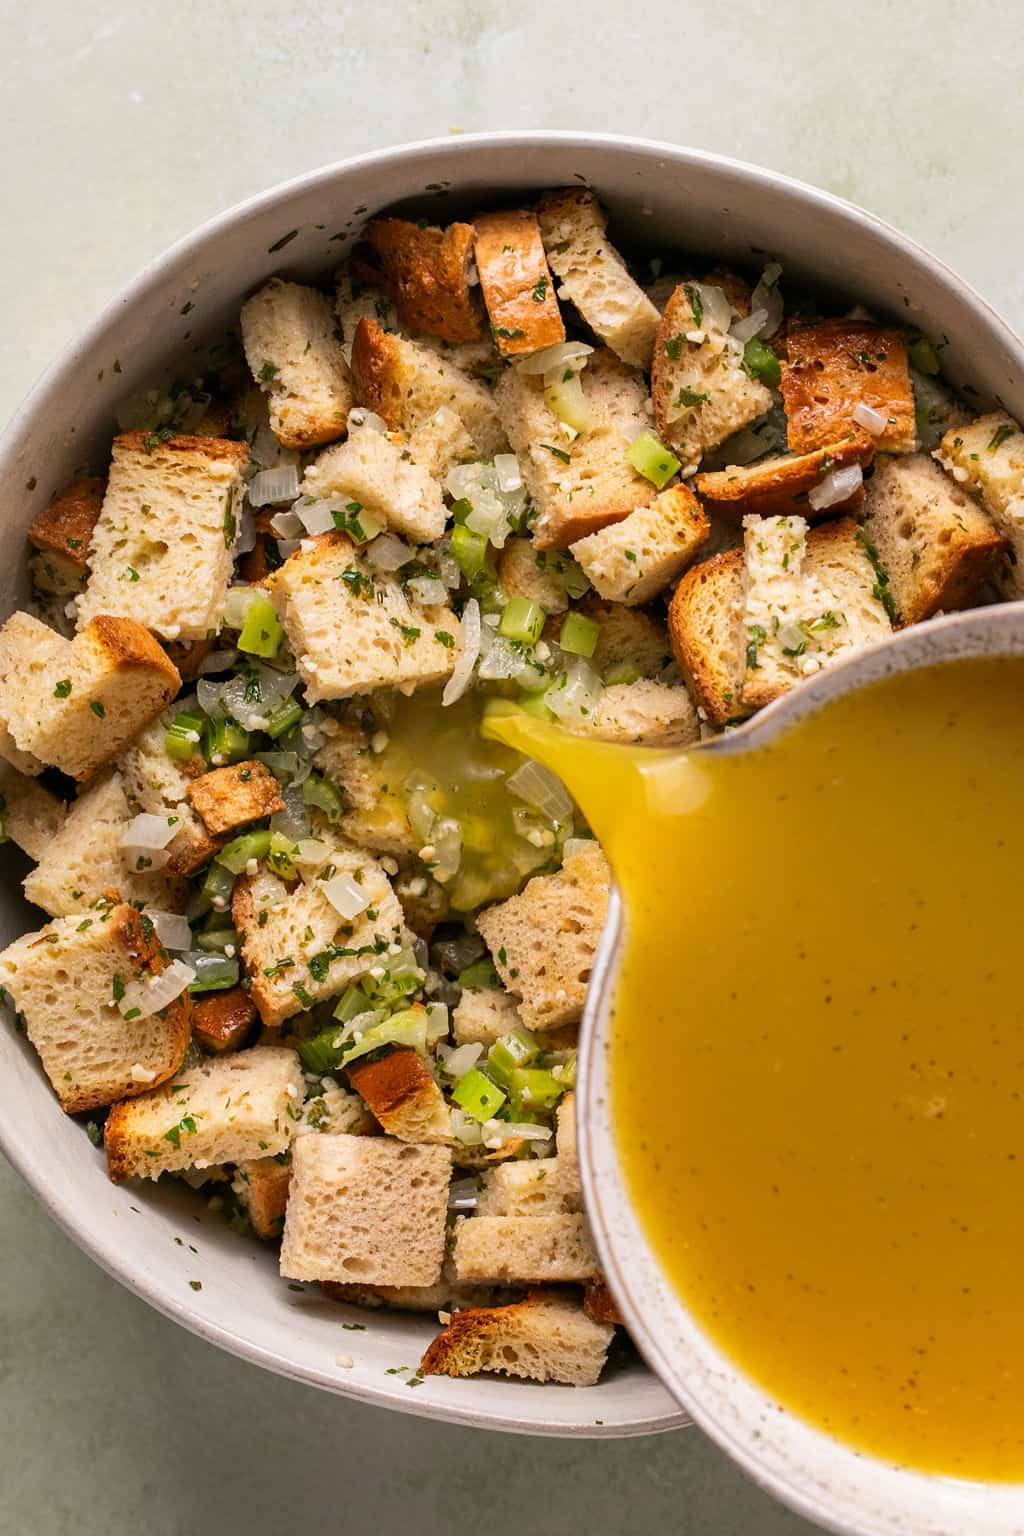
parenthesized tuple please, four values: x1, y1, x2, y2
(147, 911, 192, 951)
(406, 774, 441, 842)
(295, 498, 338, 536)
(121, 813, 177, 851)
(425, 1002, 449, 1040)
(749, 262, 785, 339)
(431, 817, 462, 883)
(808, 463, 864, 512)
(477, 635, 530, 682)
(364, 533, 413, 571)
(249, 465, 301, 507)
(697, 283, 734, 336)
(269, 509, 304, 538)
(408, 576, 448, 607)
(562, 837, 597, 862)
(544, 371, 591, 433)
(235, 508, 257, 556)
(198, 665, 299, 732)
(546, 658, 603, 725)
(255, 750, 306, 785)
(481, 1118, 553, 1144)
(437, 543, 461, 590)
(292, 837, 333, 871)
(438, 1041, 483, 1081)
(516, 341, 594, 376)
(269, 783, 310, 842)
(494, 454, 523, 493)
(118, 958, 195, 1021)
(322, 871, 372, 920)
(433, 931, 484, 973)
(347, 406, 388, 435)
(198, 648, 239, 675)
(442, 598, 481, 707)
(852, 401, 888, 435)
(450, 1107, 484, 1145)
(276, 538, 301, 560)
(222, 586, 260, 630)
(729, 307, 770, 345)
(506, 760, 574, 822)
(447, 1176, 479, 1211)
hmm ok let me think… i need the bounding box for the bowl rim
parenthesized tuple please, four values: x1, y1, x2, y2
(3, 127, 1020, 1443)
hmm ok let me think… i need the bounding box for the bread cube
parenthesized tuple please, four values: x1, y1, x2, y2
(536, 189, 659, 368)
(361, 217, 483, 343)
(0, 611, 180, 781)
(186, 760, 285, 836)
(104, 1045, 304, 1181)
(694, 435, 875, 520)
(27, 474, 105, 596)
(936, 413, 1024, 592)
(573, 679, 700, 747)
(0, 763, 65, 860)
(191, 988, 257, 1054)
(421, 1287, 613, 1386)
(452, 985, 523, 1047)
(351, 317, 504, 461)
(452, 1213, 598, 1282)
(240, 278, 352, 449)
(476, 841, 610, 1029)
(497, 538, 572, 614)
(117, 716, 218, 876)
(266, 531, 458, 702)
(301, 420, 447, 544)
(583, 1278, 624, 1326)
(496, 349, 654, 548)
(472, 208, 565, 357)
(570, 484, 709, 604)
(76, 432, 249, 641)
(279, 1133, 452, 1286)
(314, 720, 418, 858)
(781, 320, 916, 454)
(0, 903, 191, 1113)
(346, 1046, 450, 1143)
(652, 281, 773, 469)
(476, 1156, 581, 1218)
(232, 846, 404, 1027)
(584, 599, 674, 681)
(232, 1154, 292, 1239)
(861, 453, 1006, 623)
(668, 549, 748, 726)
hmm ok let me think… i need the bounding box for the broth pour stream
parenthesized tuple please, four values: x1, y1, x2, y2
(487, 656, 1024, 1480)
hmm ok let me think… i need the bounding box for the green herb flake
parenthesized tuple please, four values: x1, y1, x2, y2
(988, 423, 1016, 452)
(53, 679, 72, 698)
(90, 701, 106, 718)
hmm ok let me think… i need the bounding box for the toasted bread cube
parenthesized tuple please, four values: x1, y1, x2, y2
(28, 474, 105, 595)
(346, 1046, 450, 1143)
(452, 985, 524, 1046)
(76, 433, 249, 642)
(476, 1156, 582, 1218)
(781, 320, 916, 454)
(583, 1277, 624, 1326)
(695, 435, 875, 520)
(936, 413, 1024, 591)
(394, 869, 450, 940)
(279, 1133, 452, 1286)
(422, 1287, 613, 1386)
(556, 1091, 580, 1195)
(496, 349, 655, 549)
(570, 484, 709, 605)
(651, 281, 773, 469)
(118, 716, 219, 876)
(0, 903, 191, 1114)
(0, 725, 43, 777)
(22, 770, 182, 917)
(741, 515, 892, 711)
(104, 1045, 304, 1182)
(301, 419, 447, 544)
(232, 1154, 292, 1239)
(861, 453, 1006, 623)
(582, 599, 673, 682)
(476, 841, 610, 1029)
(192, 987, 257, 1054)
(0, 763, 65, 859)
(0, 612, 181, 781)
(472, 208, 565, 358)
(314, 721, 418, 858)
(240, 278, 352, 449)
(536, 190, 660, 368)
(186, 760, 285, 836)
(497, 538, 572, 614)
(668, 549, 748, 726)
(321, 1276, 499, 1312)
(266, 532, 458, 702)
(361, 218, 483, 343)
(571, 679, 700, 747)
(350, 317, 504, 463)
(232, 846, 404, 1027)
(452, 1213, 598, 1283)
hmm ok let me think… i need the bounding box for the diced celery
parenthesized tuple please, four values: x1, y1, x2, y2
(508, 1066, 565, 1113)
(487, 1028, 540, 1085)
(517, 692, 554, 721)
(457, 958, 500, 990)
(267, 829, 299, 878)
(451, 1067, 506, 1123)
(908, 336, 942, 376)
(200, 860, 236, 911)
(194, 927, 240, 953)
(298, 1024, 347, 1075)
(332, 982, 373, 1022)
(216, 828, 272, 874)
(499, 597, 546, 646)
(628, 431, 681, 489)
(743, 338, 781, 388)
(204, 715, 251, 765)
(165, 710, 205, 762)
(451, 523, 492, 581)
(188, 952, 239, 994)
(265, 699, 303, 740)
(302, 772, 345, 824)
(237, 593, 284, 658)
(342, 1008, 430, 1067)
(559, 611, 600, 658)
(544, 371, 591, 432)
(604, 661, 642, 686)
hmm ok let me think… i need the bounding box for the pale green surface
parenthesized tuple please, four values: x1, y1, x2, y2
(1, 2, 1021, 1532)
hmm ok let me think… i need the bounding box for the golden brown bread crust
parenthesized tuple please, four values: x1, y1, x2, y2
(362, 218, 483, 343)
(694, 434, 875, 520)
(235, 1155, 291, 1239)
(191, 988, 257, 1054)
(667, 548, 748, 727)
(87, 615, 182, 691)
(113, 431, 250, 466)
(349, 318, 408, 430)
(28, 475, 105, 569)
(582, 1276, 624, 1325)
(780, 320, 915, 454)
(186, 759, 285, 835)
(472, 209, 564, 357)
(346, 1046, 447, 1140)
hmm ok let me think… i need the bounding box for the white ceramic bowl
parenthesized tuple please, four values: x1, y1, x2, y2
(2, 131, 1021, 1449)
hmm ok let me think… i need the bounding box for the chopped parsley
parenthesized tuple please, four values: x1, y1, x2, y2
(674, 387, 708, 409)
(684, 284, 704, 329)
(163, 1115, 198, 1149)
(746, 623, 767, 671)
(988, 423, 1016, 452)
(434, 630, 456, 648)
(53, 679, 72, 698)
(531, 275, 548, 303)
(90, 701, 106, 718)
(542, 443, 571, 464)
(258, 361, 279, 383)
(340, 567, 374, 599)
(389, 618, 421, 644)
